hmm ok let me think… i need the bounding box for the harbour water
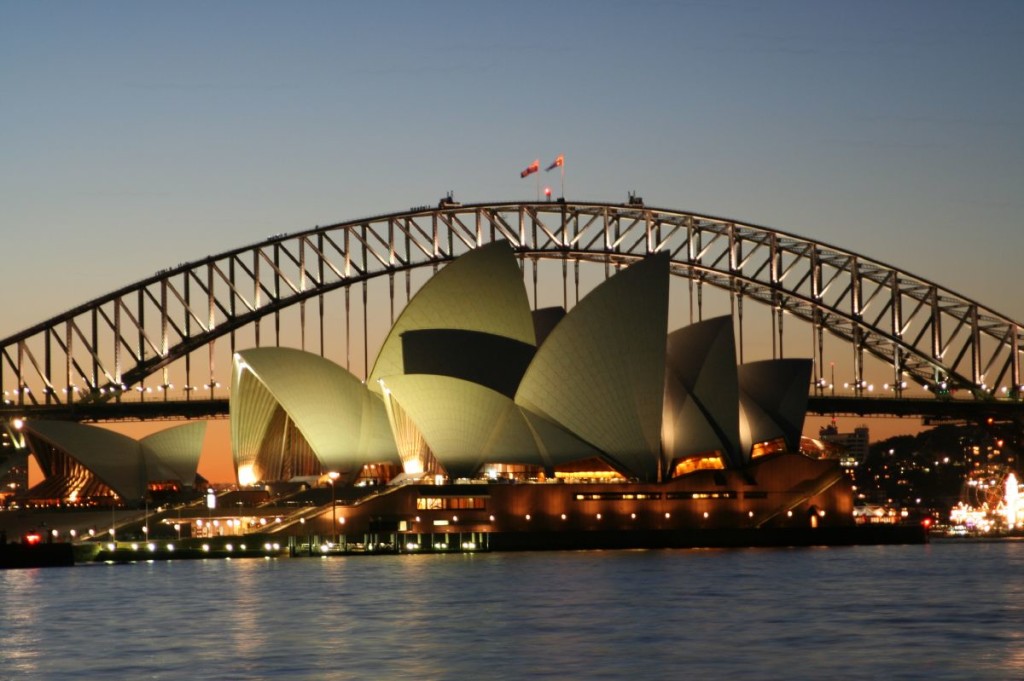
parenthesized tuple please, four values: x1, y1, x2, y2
(2, 540, 1022, 680)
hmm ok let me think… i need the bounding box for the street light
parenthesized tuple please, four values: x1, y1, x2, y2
(327, 472, 340, 545)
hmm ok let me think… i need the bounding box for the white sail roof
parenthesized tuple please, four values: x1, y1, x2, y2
(739, 359, 813, 455)
(367, 240, 535, 392)
(24, 420, 147, 501)
(231, 347, 398, 482)
(516, 253, 670, 481)
(141, 421, 207, 486)
(662, 316, 743, 468)
(382, 374, 600, 480)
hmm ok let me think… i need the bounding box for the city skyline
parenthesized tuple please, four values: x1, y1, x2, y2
(3, 1, 1023, 482)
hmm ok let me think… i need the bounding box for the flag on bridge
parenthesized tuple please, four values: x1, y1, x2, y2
(520, 160, 540, 178)
(546, 155, 564, 171)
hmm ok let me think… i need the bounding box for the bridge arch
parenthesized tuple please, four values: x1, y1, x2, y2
(2, 200, 1021, 413)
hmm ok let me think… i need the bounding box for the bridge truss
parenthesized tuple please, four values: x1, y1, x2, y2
(2, 200, 1021, 418)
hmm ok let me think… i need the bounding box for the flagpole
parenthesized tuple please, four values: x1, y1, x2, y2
(545, 155, 565, 198)
(521, 159, 540, 199)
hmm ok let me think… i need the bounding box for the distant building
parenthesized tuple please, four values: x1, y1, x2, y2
(820, 423, 870, 467)
(963, 432, 1017, 472)
(1, 422, 29, 506)
(0, 452, 28, 507)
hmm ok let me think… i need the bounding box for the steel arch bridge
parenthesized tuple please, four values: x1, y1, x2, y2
(2, 199, 1022, 420)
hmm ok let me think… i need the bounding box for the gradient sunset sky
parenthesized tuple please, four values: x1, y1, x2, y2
(3, 1, 1023, 481)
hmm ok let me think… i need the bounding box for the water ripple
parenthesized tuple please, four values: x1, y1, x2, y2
(1, 543, 1022, 680)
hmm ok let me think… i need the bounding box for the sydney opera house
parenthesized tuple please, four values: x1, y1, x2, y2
(226, 241, 854, 549)
(5, 240, 862, 549)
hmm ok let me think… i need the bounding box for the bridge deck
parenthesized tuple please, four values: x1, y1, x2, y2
(2, 395, 1021, 424)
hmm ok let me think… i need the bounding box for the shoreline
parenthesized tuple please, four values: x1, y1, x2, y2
(2, 523, 928, 569)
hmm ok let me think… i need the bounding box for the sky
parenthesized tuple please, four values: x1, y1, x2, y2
(3, 1, 1023, 481)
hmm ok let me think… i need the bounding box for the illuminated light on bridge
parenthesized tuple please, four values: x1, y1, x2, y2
(0, 200, 1021, 424)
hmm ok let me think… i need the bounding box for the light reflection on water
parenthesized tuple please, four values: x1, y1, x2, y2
(1, 542, 1022, 680)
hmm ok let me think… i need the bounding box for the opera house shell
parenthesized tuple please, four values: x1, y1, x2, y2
(230, 240, 854, 543)
(19, 420, 206, 505)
